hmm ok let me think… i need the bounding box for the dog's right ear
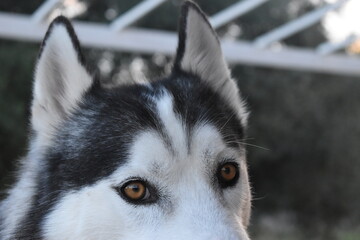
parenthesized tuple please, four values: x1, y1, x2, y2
(32, 16, 93, 141)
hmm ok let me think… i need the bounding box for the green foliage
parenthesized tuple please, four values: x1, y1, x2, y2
(0, 0, 43, 14)
(0, 40, 37, 188)
(235, 66, 360, 234)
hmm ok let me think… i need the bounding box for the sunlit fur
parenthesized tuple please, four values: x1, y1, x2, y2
(0, 1, 251, 240)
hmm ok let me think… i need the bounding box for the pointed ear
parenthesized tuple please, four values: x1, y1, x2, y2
(173, 1, 247, 125)
(32, 16, 93, 140)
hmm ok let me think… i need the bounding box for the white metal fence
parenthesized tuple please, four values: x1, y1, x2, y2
(0, 0, 359, 77)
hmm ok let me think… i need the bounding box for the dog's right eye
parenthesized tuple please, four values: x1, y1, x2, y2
(114, 179, 157, 204)
(123, 181, 147, 200)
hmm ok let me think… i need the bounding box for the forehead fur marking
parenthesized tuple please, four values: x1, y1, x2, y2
(155, 91, 188, 158)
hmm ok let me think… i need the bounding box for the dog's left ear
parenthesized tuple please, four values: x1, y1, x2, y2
(174, 1, 246, 124)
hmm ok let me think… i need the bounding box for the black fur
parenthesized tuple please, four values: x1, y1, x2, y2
(13, 3, 245, 238)
(15, 70, 245, 238)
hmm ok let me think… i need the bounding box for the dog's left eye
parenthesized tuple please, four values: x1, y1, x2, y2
(217, 162, 240, 188)
(114, 180, 157, 204)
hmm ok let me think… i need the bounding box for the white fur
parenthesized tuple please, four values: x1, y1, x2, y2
(0, 138, 46, 239)
(42, 92, 251, 240)
(156, 91, 188, 157)
(43, 184, 125, 240)
(32, 23, 92, 144)
(179, 6, 248, 126)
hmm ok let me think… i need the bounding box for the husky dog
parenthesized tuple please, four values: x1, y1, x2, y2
(0, 1, 251, 239)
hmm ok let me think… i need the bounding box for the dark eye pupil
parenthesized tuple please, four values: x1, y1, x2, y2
(131, 185, 140, 192)
(223, 167, 231, 174)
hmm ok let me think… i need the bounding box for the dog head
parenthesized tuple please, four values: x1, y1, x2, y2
(28, 1, 251, 239)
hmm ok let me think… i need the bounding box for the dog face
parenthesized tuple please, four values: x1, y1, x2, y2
(5, 2, 251, 240)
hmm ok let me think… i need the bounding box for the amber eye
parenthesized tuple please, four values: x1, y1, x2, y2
(116, 179, 157, 204)
(217, 162, 239, 188)
(123, 181, 146, 200)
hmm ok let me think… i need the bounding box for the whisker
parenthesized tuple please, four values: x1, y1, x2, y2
(219, 113, 235, 131)
(223, 138, 270, 151)
(252, 195, 267, 201)
(238, 142, 270, 151)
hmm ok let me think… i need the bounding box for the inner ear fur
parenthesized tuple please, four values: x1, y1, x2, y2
(31, 16, 93, 141)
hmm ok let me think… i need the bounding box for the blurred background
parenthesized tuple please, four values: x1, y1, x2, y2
(1, 0, 360, 239)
